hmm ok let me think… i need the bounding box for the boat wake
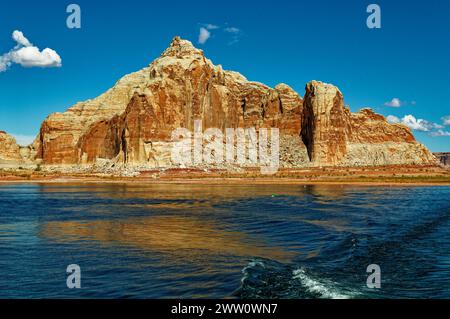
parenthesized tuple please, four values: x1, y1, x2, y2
(235, 259, 360, 299)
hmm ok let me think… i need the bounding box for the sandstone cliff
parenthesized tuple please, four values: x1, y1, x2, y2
(0, 37, 437, 169)
(0, 132, 22, 163)
(300, 81, 436, 166)
(36, 36, 305, 167)
(0, 132, 35, 165)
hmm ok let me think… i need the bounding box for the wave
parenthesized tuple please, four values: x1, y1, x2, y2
(235, 258, 361, 299)
(291, 268, 353, 299)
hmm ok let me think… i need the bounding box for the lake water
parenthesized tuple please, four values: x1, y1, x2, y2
(0, 183, 449, 299)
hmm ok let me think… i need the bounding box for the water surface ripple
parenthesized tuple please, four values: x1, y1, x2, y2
(0, 183, 448, 298)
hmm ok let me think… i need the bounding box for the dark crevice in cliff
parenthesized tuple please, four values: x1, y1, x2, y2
(301, 98, 315, 162)
(278, 96, 284, 114)
(241, 98, 247, 122)
(121, 128, 128, 163)
(241, 98, 247, 114)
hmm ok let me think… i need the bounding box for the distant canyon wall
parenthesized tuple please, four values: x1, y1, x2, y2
(434, 153, 450, 167)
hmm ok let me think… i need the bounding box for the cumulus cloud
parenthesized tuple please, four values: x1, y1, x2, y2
(442, 116, 450, 126)
(384, 98, 402, 107)
(12, 30, 32, 47)
(0, 30, 61, 72)
(11, 46, 61, 68)
(198, 27, 211, 44)
(388, 114, 444, 135)
(430, 130, 450, 137)
(401, 115, 436, 132)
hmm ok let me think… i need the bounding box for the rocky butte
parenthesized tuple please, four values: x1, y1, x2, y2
(0, 37, 437, 171)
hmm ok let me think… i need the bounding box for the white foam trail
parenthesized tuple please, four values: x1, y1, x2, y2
(292, 268, 352, 299)
(240, 261, 265, 283)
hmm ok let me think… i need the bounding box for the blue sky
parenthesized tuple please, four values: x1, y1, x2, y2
(0, 0, 449, 151)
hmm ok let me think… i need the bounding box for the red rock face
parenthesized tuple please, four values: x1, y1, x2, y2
(349, 109, 415, 143)
(37, 121, 78, 164)
(77, 93, 174, 164)
(0, 36, 436, 168)
(42, 37, 303, 165)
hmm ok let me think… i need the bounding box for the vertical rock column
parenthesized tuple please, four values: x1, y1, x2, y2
(301, 81, 350, 166)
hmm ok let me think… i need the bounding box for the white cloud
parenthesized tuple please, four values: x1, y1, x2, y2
(196, 24, 243, 45)
(11, 46, 61, 68)
(442, 116, 450, 126)
(430, 130, 450, 137)
(224, 27, 240, 34)
(388, 113, 450, 137)
(0, 55, 12, 72)
(198, 27, 211, 44)
(386, 115, 400, 123)
(390, 114, 442, 132)
(0, 30, 61, 72)
(401, 115, 434, 132)
(224, 27, 242, 45)
(12, 30, 32, 47)
(205, 24, 219, 30)
(384, 98, 402, 107)
(11, 134, 35, 146)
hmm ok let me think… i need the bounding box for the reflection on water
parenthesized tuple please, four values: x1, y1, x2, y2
(0, 183, 449, 299)
(40, 216, 292, 261)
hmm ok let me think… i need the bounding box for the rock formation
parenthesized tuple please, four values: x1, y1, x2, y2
(0, 132, 22, 163)
(0, 36, 437, 170)
(300, 81, 436, 166)
(434, 153, 450, 167)
(35, 37, 304, 167)
(301, 81, 349, 166)
(0, 132, 35, 165)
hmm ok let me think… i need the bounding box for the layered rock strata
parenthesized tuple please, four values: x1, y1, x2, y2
(0, 37, 436, 169)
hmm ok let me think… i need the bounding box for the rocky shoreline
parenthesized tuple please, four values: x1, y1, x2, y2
(1, 164, 449, 185)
